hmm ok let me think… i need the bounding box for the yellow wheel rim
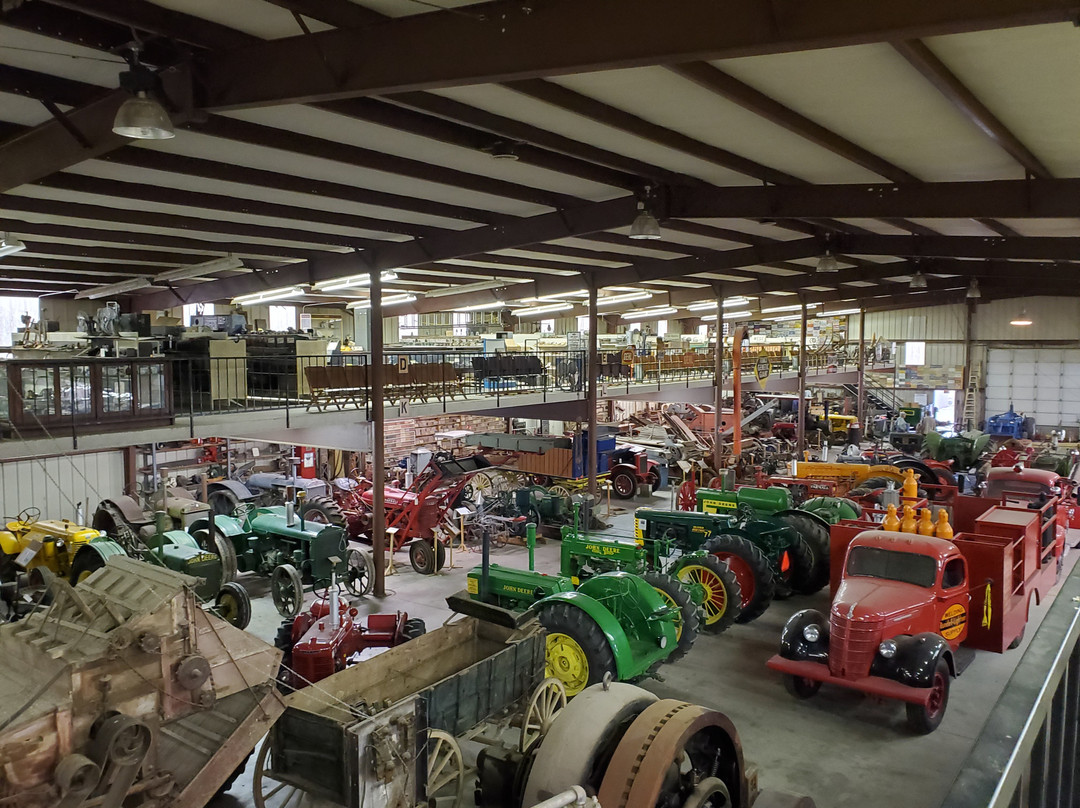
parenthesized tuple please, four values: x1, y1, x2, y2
(218, 594, 238, 622)
(545, 633, 590, 696)
(653, 587, 683, 641)
(77, 569, 94, 583)
(676, 564, 728, 625)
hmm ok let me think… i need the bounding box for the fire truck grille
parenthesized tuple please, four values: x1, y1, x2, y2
(829, 615, 883, 679)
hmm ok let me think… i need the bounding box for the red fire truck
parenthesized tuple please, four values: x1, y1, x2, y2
(767, 494, 1065, 733)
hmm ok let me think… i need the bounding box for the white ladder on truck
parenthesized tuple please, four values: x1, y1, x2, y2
(961, 366, 980, 431)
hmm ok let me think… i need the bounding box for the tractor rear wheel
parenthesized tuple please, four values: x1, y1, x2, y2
(208, 487, 242, 518)
(300, 496, 346, 527)
(641, 571, 699, 663)
(774, 513, 831, 595)
(774, 535, 816, 601)
(402, 617, 427, 640)
(214, 582, 251, 629)
(612, 470, 637, 500)
(69, 549, 105, 585)
(538, 602, 617, 696)
(704, 534, 775, 623)
(906, 658, 950, 734)
(192, 526, 238, 583)
(670, 555, 741, 635)
(409, 540, 446, 574)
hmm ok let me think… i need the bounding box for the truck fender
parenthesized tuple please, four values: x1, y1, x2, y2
(779, 609, 829, 662)
(189, 514, 247, 539)
(888, 633, 955, 686)
(535, 590, 636, 681)
(0, 531, 20, 556)
(207, 479, 257, 501)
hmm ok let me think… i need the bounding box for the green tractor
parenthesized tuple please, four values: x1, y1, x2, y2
(449, 525, 682, 696)
(559, 513, 740, 642)
(634, 506, 816, 623)
(694, 483, 841, 593)
(194, 502, 372, 618)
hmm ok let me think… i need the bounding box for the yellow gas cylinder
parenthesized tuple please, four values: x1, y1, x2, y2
(901, 504, 917, 533)
(918, 508, 935, 536)
(902, 468, 919, 500)
(883, 503, 901, 532)
(935, 509, 954, 540)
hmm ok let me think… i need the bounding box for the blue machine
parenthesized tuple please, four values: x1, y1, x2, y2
(986, 405, 1028, 439)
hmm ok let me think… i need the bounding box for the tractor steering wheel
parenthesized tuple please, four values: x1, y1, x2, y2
(16, 506, 40, 525)
(234, 502, 255, 520)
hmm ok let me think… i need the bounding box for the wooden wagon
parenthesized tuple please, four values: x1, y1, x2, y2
(252, 617, 553, 808)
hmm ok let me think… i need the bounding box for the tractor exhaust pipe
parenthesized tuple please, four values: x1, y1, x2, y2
(329, 570, 340, 631)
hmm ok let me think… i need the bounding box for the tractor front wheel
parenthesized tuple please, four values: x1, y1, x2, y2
(538, 602, 617, 696)
(774, 536, 816, 601)
(402, 617, 427, 640)
(704, 534, 775, 623)
(677, 479, 697, 511)
(409, 540, 446, 575)
(271, 563, 304, 618)
(775, 512, 831, 594)
(214, 582, 252, 629)
(344, 547, 375, 596)
(670, 555, 741, 635)
(642, 571, 699, 663)
(906, 658, 950, 734)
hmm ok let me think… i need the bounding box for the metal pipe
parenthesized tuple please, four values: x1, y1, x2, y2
(527, 785, 594, 808)
(587, 283, 599, 498)
(370, 266, 387, 598)
(857, 307, 866, 431)
(527, 521, 536, 571)
(797, 303, 808, 456)
(713, 290, 723, 466)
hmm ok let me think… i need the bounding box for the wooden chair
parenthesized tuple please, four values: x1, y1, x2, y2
(304, 365, 332, 412)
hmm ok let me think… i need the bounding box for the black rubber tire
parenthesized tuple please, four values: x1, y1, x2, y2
(69, 549, 105, 585)
(670, 555, 741, 635)
(300, 495, 347, 527)
(704, 534, 775, 624)
(435, 540, 447, 572)
(612, 471, 637, 500)
(648, 471, 662, 492)
(642, 571, 699, 663)
(933, 467, 958, 490)
(192, 526, 238, 584)
(410, 540, 437, 575)
(214, 582, 251, 630)
(402, 617, 427, 640)
(784, 675, 822, 700)
(273, 618, 295, 693)
(774, 535, 816, 600)
(1008, 625, 1025, 650)
(859, 475, 901, 490)
(208, 487, 242, 518)
(775, 512, 831, 594)
(906, 657, 951, 734)
(538, 601, 617, 695)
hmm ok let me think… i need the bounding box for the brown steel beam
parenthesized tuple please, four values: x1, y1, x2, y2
(0, 256, 152, 275)
(836, 233, 1080, 261)
(669, 178, 1080, 219)
(893, 39, 1052, 179)
(18, 241, 254, 266)
(195, 0, 1080, 109)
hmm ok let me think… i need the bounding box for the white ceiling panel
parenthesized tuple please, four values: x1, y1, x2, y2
(550, 66, 883, 184)
(492, 249, 628, 269)
(834, 218, 914, 236)
(151, 0, 333, 39)
(0, 27, 120, 88)
(687, 219, 810, 241)
(994, 218, 1080, 237)
(906, 219, 1000, 237)
(430, 83, 752, 187)
(550, 237, 692, 261)
(0, 91, 56, 128)
(713, 42, 1020, 181)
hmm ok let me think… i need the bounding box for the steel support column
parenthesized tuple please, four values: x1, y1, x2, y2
(797, 304, 809, 456)
(713, 292, 724, 465)
(370, 268, 386, 598)
(587, 283, 599, 498)
(857, 308, 866, 431)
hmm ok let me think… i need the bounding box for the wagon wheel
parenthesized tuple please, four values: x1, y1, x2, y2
(252, 735, 320, 808)
(549, 484, 572, 499)
(677, 479, 697, 511)
(343, 547, 374, 597)
(427, 729, 465, 804)
(520, 677, 567, 752)
(271, 564, 304, 618)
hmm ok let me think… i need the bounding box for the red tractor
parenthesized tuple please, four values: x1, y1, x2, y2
(275, 595, 426, 691)
(325, 452, 496, 573)
(768, 492, 1065, 733)
(608, 444, 662, 499)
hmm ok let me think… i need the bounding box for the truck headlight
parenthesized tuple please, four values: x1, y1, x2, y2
(878, 640, 898, 659)
(802, 624, 821, 643)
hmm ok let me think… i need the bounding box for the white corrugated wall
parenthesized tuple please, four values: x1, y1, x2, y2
(0, 451, 125, 521)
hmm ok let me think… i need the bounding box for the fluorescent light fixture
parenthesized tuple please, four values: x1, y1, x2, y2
(620, 307, 677, 320)
(233, 286, 306, 306)
(966, 279, 981, 299)
(701, 314, 718, 322)
(767, 314, 803, 322)
(347, 294, 417, 310)
(316, 271, 398, 292)
(686, 301, 718, 312)
(1010, 308, 1032, 326)
(0, 234, 26, 258)
(761, 303, 817, 314)
(723, 310, 754, 319)
(76, 276, 155, 300)
(820, 308, 861, 317)
(452, 302, 506, 312)
(424, 279, 517, 298)
(77, 255, 246, 300)
(511, 302, 574, 317)
(597, 291, 653, 307)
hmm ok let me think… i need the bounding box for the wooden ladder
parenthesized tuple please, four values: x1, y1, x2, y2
(962, 365, 981, 431)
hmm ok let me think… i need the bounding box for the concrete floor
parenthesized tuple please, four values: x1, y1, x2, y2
(210, 489, 1068, 808)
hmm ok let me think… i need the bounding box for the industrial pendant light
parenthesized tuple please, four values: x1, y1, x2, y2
(909, 270, 928, 290)
(112, 46, 175, 140)
(966, 278, 981, 299)
(1010, 307, 1032, 326)
(816, 250, 839, 273)
(629, 201, 661, 240)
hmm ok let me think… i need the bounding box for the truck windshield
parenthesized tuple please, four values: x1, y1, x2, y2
(846, 546, 937, 588)
(985, 480, 1049, 500)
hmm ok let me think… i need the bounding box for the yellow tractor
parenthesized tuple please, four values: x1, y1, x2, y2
(792, 462, 906, 495)
(0, 507, 105, 582)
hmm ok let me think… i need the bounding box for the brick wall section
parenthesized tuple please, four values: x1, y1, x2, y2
(382, 414, 507, 460)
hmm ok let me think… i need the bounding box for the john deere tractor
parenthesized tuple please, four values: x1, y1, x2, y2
(198, 501, 374, 618)
(0, 507, 250, 627)
(449, 524, 682, 696)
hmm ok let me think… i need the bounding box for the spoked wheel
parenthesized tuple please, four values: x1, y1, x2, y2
(343, 547, 375, 596)
(671, 555, 741, 635)
(252, 735, 321, 808)
(271, 564, 304, 618)
(549, 484, 572, 499)
(598, 699, 741, 808)
(677, 479, 697, 511)
(426, 729, 465, 804)
(520, 677, 567, 752)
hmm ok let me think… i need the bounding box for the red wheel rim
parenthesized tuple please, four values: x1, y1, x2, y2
(926, 670, 946, 717)
(712, 552, 755, 607)
(615, 474, 635, 497)
(677, 480, 696, 511)
(779, 550, 793, 582)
